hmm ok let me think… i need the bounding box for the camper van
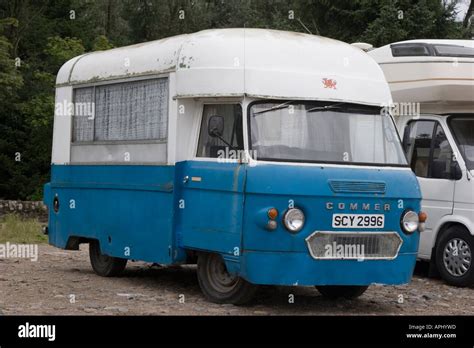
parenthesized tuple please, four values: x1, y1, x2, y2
(44, 29, 425, 304)
(369, 39, 474, 286)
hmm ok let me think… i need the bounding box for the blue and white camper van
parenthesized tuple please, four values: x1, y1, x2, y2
(44, 29, 425, 304)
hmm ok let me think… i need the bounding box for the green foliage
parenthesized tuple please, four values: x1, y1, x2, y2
(92, 35, 114, 51)
(44, 36, 85, 68)
(0, 29, 23, 101)
(361, 0, 408, 46)
(0, 0, 470, 200)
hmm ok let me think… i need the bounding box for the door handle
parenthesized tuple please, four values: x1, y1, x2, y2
(183, 176, 189, 184)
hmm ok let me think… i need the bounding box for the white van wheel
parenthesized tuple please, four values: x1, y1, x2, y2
(436, 226, 474, 286)
(89, 240, 127, 277)
(197, 253, 258, 305)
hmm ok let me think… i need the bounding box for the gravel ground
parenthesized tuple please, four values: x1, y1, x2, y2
(0, 244, 473, 315)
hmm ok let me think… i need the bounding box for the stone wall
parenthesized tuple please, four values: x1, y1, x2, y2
(0, 200, 48, 222)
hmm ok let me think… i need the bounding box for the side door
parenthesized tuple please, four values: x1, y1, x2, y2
(175, 103, 246, 261)
(402, 120, 456, 257)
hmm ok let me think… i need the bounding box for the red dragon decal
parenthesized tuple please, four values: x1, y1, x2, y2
(322, 78, 337, 90)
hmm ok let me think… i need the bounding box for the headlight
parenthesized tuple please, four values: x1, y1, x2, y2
(401, 210, 419, 234)
(283, 208, 305, 233)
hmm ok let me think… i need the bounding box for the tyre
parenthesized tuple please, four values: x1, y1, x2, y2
(316, 285, 369, 299)
(435, 226, 474, 287)
(89, 240, 127, 277)
(197, 253, 258, 305)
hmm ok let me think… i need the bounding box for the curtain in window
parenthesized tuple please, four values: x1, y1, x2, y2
(72, 78, 168, 142)
(72, 87, 94, 142)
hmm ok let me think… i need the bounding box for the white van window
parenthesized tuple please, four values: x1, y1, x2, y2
(433, 44, 474, 58)
(249, 101, 407, 166)
(449, 117, 474, 170)
(391, 44, 431, 57)
(196, 104, 243, 158)
(72, 78, 168, 142)
(73, 87, 95, 142)
(403, 121, 455, 179)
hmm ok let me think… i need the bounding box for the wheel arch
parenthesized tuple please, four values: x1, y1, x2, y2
(65, 236, 95, 250)
(431, 220, 472, 260)
(194, 250, 241, 276)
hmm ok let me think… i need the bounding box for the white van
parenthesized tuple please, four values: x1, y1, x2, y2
(369, 40, 474, 286)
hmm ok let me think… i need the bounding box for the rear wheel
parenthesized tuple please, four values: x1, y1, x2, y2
(316, 285, 369, 299)
(89, 240, 127, 277)
(435, 226, 474, 287)
(197, 253, 258, 305)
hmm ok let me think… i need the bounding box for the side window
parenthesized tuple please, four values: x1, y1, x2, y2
(403, 121, 454, 179)
(391, 44, 431, 57)
(431, 124, 454, 179)
(70, 78, 169, 164)
(196, 104, 243, 158)
(72, 78, 168, 142)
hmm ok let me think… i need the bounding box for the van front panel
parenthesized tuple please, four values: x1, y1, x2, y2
(240, 163, 421, 285)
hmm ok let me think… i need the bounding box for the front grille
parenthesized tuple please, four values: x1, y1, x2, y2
(306, 231, 402, 260)
(329, 180, 386, 194)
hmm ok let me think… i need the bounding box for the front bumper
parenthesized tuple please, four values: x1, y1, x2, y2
(241, 250, 417, 286)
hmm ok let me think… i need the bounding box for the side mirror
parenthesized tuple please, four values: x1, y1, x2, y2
(208, 115, 224, 137)
(451, 161, 463, 180)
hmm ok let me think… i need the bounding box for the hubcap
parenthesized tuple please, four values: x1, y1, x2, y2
(443, 238, 471, 277)
(206, 255, 238, 293)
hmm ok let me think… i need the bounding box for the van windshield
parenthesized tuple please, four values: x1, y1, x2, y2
(449, 117, 474, 170)
(249, 101, 408, 166)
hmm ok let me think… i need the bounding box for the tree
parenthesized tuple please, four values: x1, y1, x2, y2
(0, 0, 469, 200)
(0, 18, 24, 199)
(92, 35, 114, 51)
(463, 0, 473, 28)
(360, 1, 407, 46)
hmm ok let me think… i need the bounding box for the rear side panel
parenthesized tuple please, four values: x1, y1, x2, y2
(44, 164, 176, 264)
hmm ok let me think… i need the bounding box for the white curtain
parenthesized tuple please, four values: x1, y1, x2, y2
(72, 88, 94, 142)
(73, 78, 168, 142)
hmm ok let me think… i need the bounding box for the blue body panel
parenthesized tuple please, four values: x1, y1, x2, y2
(243, 164, 420, 254)
(242, 252, 417, 285)
(173, 161, 244, 269)
(45, 165, 176, 264)
(44, 161, 421, 286)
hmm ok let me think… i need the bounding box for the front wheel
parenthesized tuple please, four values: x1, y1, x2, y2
(89, 240, 127, 277)
(197, 253, 258, 305)
(316, 285, 369, 299)
(435, 226, 474, 287)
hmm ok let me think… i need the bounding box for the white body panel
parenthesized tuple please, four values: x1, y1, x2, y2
(395, 115, 474, 261)
(52, 29, 393, 165)
(51, 87, 73, 164)
(371, 40, 474, 260)
(369, 40, 474, 114)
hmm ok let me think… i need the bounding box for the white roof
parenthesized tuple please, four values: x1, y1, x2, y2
(369, 39, 474, 64)
(57, 29, 392, 106)
(368, 39, 474, 114)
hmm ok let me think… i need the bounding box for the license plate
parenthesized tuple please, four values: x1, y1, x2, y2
(332, 214, 385, 229)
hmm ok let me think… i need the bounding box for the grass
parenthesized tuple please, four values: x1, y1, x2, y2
(0, 214, 48, 244)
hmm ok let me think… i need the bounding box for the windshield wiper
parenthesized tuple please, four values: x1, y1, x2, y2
(252, 101, 295, 115)
(306, 103, 348, 113)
